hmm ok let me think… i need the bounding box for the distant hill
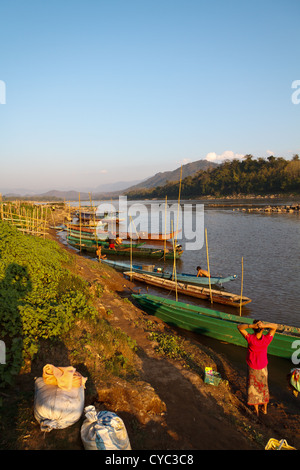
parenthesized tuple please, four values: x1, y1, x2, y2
(94, 179, 142, 193)
(2, 180, 143, 201)
(125, 159, 217, 192)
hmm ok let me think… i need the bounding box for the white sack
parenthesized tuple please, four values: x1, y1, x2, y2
(81, 405, 131, 450)
(34, 377, 85, 432)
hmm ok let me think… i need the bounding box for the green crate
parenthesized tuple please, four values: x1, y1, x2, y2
(204, 368, 222, 386)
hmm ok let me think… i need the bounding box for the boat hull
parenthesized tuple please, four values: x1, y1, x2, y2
(125, 271, 250, 307)
(131, 294, 299, 360)
(101, 259, 237, 286)
(67, 235, 144, 248)
(67, 240, 183, 259)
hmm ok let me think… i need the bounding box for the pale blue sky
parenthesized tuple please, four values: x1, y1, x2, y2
(0, 0, 299, 193)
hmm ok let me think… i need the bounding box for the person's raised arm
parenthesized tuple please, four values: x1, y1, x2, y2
(237, 323, 251, 339)
(259, 322, 278, 337)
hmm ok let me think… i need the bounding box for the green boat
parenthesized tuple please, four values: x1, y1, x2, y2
(67, 235, 144, 249)
(67, 239, 183, 259)
(131, 293, 300, 360)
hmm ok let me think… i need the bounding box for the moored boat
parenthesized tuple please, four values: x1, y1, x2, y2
(131, 293, 300, 360)
(74, 210, 123, 224)
(66, 224, 174, 245)
(125, 271, 250, 307)
(66, 235, 145, 248)
(126, 228, 181, 241)
(67, 239, 183, 259)
(101, 259, 237, 286)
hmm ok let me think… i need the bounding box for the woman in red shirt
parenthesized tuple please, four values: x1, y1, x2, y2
(237, 320, 277, 416)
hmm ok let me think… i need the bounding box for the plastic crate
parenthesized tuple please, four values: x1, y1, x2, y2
(204, 367, 222, 386)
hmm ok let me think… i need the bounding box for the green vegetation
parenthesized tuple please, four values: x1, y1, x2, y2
(149, 332, 188, 360)
(126, 155, 300, 199)
(0, 221, 137, 388)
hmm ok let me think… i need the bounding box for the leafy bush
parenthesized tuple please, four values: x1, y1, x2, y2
(149, 332, 187, 359)
(0, 221, 96, 387)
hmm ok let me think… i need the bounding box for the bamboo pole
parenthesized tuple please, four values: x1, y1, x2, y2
(1, 201, 47, 237)
(90, 192, 100, 260)
(129, 216, 133, 281)
(164, 195, 167, 262)
(172, 220, 178, 301)
(239, 257, 244, 316)
(205, 228, 213, 304)
(43, 208, 47, 238)
(79, 192, 82, 251)
(175, 165, 182, 247)
(0, 193, 3, 221)
(172, 166, 183, 280)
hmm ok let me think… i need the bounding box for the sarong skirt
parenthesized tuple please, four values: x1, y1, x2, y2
(247, 366, 269, 405)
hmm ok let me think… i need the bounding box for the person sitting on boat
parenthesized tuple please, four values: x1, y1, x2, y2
(115, 237, 123, 245)
(108, 239, 116, 250)
(196, 266, 210, 277)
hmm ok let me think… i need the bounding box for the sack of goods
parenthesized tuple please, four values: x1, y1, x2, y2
(34, 364, 87, 432)
(81, 405, 131, 450)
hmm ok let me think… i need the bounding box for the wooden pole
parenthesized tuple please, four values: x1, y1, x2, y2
(129, 216, 133, 281)
(79, 192, 82, 251)
(205, 228, 213, 304)
(175, 165, 182, 247)
(239, 257, 244, 316)
(0, 193, 3, 221)
(172, 220, 178, 301)
(43, 207, 47, 238)
(164, 195, 167, 262)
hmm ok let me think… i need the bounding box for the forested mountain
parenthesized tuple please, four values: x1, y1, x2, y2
(126, 159, 217, 191)
(125, 155, 300, 199)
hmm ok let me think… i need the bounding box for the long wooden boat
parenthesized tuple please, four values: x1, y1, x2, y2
(126, 229, 181, 241)
(102, 259, 237, 286)
(74, 210, 123, 224)
(67, 224, 179, 244)
(66, 235, 144, 249)
(67, 239, 183, 259)
(125, 271, 250, 307)
(67, 223, 108, 232)
(131, 293, 300, 360)
(68, 230, 109, 241)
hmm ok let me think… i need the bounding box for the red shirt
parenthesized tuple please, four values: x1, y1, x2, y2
(245, 333, 274, 370)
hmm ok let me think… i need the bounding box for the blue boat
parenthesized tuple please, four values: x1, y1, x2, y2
(101, 259, 237, 286)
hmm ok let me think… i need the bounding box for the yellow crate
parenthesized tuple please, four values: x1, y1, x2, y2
(265, 439, 296, 450)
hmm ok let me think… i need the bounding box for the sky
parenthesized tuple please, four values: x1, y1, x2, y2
(0, 0, 299, 194)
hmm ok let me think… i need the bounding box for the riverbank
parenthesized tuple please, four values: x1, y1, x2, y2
(1, 218, 299, 451)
